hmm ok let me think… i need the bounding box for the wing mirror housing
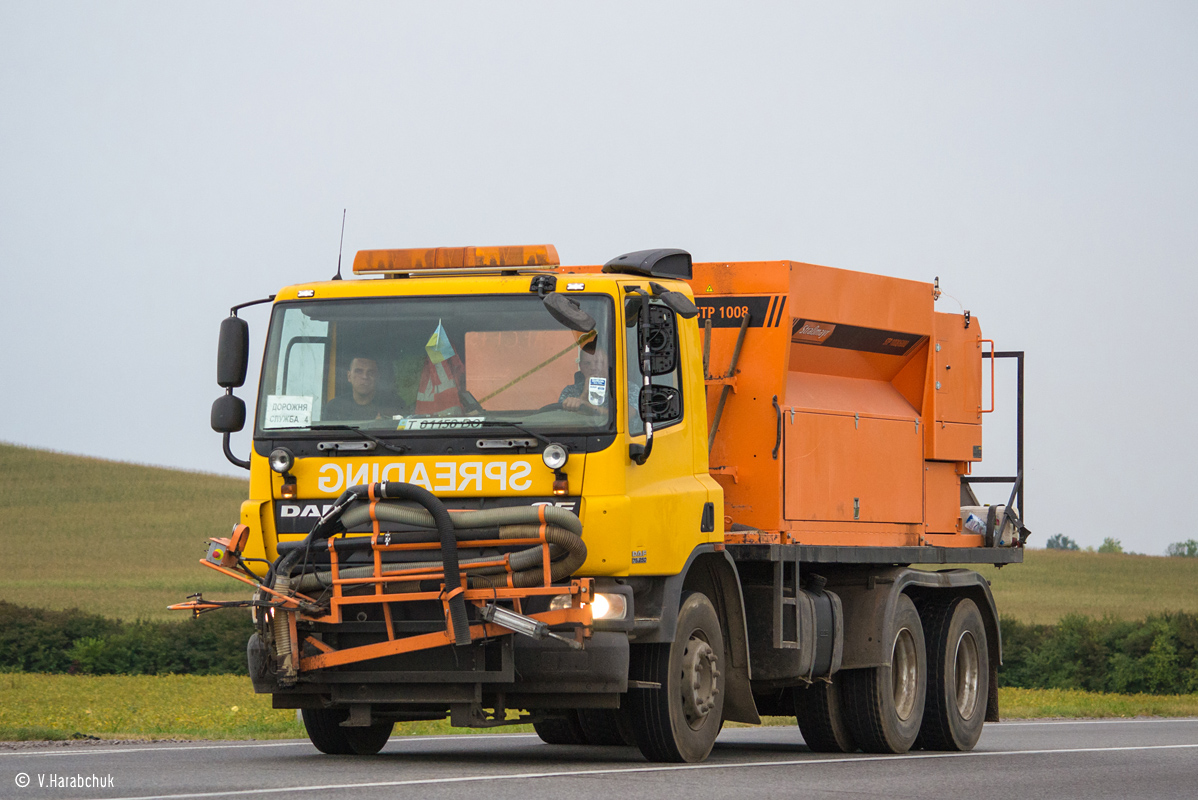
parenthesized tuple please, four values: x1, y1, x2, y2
(543, 292, 596, 333)
(638, 305, 678, 376)
(639, 385, 681, 424)
(626, 284, 697, 325)
(211, 393, 246, 433)
(648, 282, 698, 319)
(217, 316, 250, 388)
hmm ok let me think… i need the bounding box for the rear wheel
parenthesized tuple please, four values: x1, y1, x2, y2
(628, 592, 726, 763)
(533, 712, 587, 745)
(578, 707, 636, 746)
(917, 597, 988, 751)
(302, 708, 394, 755)
(842, 593, 926, 754)
(794, 674, 857, 753)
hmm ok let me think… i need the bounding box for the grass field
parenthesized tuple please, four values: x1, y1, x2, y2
(0, 443, 247, 620)
(980, 548, 1198, 624)
(2, 674, 1195, 742)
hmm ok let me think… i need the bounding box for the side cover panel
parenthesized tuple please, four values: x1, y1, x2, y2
(927, 311, 983, 461)
(784, 411, 923, 523)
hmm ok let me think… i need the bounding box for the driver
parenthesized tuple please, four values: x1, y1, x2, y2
(559, 343, 610, 414)
(323, 357, 402, 421)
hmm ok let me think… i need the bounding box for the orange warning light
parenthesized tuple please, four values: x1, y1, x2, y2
(353, 245, 560, 274)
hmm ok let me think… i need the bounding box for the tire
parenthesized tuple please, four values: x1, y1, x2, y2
(794, 674, 857, 753)
(628, 592, 726, 763)
(533, 712, 588, 745)
(917, 596, 989, 751)
(578, 707, 636, 746)
(301, 708, 394, 755)
(842, 593, 926, 754)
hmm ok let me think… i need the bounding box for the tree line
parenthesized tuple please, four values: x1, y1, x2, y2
(1045, 534, 1198, 557)
(2, 601, 1196, 696)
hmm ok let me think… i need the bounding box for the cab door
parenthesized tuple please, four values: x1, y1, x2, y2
(622, 297, 713, 575)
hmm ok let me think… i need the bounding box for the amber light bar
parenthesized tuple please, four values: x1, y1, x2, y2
(352, 245, 560, 274)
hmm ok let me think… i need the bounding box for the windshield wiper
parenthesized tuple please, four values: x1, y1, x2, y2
(472, 420, 552, 447)
(308, 425, 409, 455)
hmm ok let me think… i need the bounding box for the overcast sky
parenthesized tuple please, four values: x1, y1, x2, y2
(2, 2, 1195, 554)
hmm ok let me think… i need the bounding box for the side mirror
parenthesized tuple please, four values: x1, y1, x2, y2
(639, 385, 681, 424)
(217, 316, 250, 388)
(543, 293, 596, 333)
(211, 394, 246, 433)
(659, 292, 698, 319)
(648, 282, 699, 319)
(638, 306, 678, 375)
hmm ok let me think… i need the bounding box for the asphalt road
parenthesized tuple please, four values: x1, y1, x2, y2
(3, 718, 1196, 800)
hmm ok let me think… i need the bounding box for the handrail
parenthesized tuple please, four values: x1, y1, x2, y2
(970, 350, 1026, 533)
(980, 339, 996, 413)
(771, 396, 782, 459)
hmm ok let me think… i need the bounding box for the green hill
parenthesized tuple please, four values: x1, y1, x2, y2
(0, 443, 247, 620)
(985, 548, 1198, 624)
(2, 443, 1196, 624)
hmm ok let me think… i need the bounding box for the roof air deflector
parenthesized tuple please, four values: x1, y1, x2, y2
(602, 249, 693, 280)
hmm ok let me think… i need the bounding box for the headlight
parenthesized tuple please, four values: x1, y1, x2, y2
(542, 443, 568, 470)
(550, 592, 628, 621)
(268, 447, 294, 474)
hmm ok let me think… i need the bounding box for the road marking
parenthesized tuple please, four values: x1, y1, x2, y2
(91, 743, 1198, 800)
(996, 718, 1198, 726)
(5, 718, 1195, 758)
(0, 734, 539, 759)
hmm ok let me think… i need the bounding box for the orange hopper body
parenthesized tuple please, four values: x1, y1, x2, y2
(686, 260, 985, 549)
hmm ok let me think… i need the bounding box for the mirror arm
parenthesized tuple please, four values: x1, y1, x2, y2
(222, 431, 250, 470)
(215, 295, 270, 471)
(230, 295, 276, 315)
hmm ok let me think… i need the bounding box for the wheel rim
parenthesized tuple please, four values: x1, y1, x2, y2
(954, 630, 980, 719)
(679, 632, 720, 730)
(891, 627, 918, 721)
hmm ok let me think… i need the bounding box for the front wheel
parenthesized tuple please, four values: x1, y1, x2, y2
(628, 592, 726, 763)
(302, 708, 394, 755)
(842, 593, 926, 754)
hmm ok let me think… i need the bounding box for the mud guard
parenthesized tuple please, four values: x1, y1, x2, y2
(830, 567, 1003, 723)
(630, 545, 760, 725)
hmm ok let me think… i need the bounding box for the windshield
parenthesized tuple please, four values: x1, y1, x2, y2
(256, 294, 615, 435)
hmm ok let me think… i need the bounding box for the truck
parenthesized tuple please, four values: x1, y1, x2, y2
(183, 244, 1027, 763)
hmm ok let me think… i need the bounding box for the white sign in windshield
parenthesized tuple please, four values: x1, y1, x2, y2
(263, 395, 314, 429)
(588, 377, 608, 406)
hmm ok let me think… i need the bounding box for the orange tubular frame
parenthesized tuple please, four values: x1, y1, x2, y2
(173, 493, 595, 673)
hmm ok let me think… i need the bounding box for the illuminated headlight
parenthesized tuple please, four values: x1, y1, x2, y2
(550, 592, 628, 621)
(542, 443, 569, 470)
(268, 447, 294, 474)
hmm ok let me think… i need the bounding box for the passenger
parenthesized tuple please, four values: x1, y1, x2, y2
(323, 357, 402, 421)
(559, 344, 611, 415)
